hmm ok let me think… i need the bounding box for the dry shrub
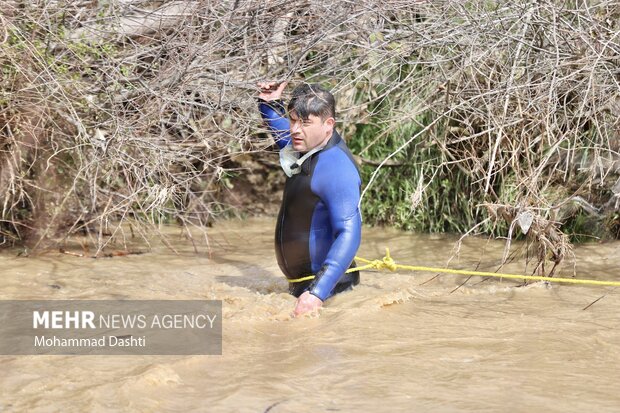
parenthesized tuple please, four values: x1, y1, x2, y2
(0, 1, 618, 271)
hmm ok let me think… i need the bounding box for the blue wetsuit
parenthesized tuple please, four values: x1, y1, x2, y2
(258, 99, 362, 301)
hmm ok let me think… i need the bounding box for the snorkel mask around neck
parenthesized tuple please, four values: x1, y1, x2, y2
(279, 144, 324, 177)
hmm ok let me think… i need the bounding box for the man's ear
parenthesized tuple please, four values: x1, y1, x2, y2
(324, 117, 335, 129)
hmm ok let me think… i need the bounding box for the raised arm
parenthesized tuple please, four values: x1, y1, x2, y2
(257, 81, 290, 150)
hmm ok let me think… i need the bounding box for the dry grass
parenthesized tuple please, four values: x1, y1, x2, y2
(1, 1, 618, 270)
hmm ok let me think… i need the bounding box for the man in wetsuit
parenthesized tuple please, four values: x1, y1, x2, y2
(257, 81, 362, 316)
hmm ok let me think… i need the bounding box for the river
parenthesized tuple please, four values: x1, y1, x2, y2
(1, 218, 619, 412)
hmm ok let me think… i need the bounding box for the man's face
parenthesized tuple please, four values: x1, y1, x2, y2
(289, 112, 334, 152)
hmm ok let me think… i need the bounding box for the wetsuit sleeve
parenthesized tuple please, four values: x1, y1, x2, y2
(308, 153, 362, 301)
(258, 99, 291, 150)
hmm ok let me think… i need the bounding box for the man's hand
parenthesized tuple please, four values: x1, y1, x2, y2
(294, 291, 323, 317)
(258, 81, 288, 101)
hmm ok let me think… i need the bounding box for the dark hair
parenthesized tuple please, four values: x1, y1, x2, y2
(287, 83, 336, 121)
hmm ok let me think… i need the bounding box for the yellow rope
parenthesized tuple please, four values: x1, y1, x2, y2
(288, 275, 316, 283)
(288, 247, 620, 287)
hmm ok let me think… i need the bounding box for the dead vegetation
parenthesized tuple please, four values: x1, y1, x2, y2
(0, 1, 619, 273)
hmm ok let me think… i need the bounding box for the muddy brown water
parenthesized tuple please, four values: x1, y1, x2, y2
(1, 218, 619, 412)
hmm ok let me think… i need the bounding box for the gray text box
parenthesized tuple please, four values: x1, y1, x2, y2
(0, 300, 222, 355)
